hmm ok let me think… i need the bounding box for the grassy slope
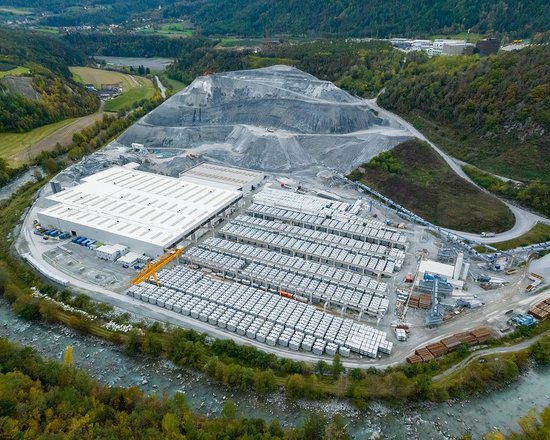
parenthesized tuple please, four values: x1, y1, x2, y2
(353, 140, 515, 233)
(379, 47, 550, 182)
(69, 66, 155, 112)
(0, 66, 30, 78)
(0, 118, 75, 161)
(402, 111, 549, 182)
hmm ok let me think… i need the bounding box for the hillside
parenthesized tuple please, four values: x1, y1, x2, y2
(379, 46, 550, 182)
(0, 28, 99, 132)
(0, 27, 86, 76)
(348, 140, 515, 233)
(1, 0, 548, 38)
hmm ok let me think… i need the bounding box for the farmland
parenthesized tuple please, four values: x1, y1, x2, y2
(138, 22, 193, 37)
(0, 118, 75, 162)
(69, 66, 156, 112)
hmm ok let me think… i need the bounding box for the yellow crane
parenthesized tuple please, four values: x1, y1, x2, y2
(131, 247, 184, 287)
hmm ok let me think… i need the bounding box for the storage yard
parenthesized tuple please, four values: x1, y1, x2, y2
(17, 158, 548, 366)
(15, 64, 550, 367)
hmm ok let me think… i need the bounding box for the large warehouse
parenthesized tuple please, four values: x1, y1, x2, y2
(37, 166, 242, 256)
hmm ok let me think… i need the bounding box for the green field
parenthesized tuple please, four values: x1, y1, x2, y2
(69, 67, 155, 112)
(218, 37, 265, 47)
(139, 22, 193, 37)
(159, 22, 193, 36)
(104, 77, 155, 111)
(165, 77, 186, 92)
(35, 27, 61, 35)
(0, 118, 75, 161)
(0, 6, 34, 15)
(430, 32, 484, 42)
(0, 66, 30, 79)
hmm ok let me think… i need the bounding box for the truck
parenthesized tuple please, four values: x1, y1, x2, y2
(480, 232, 496, 237)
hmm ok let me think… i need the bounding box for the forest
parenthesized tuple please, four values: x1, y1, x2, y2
(379, 46, 550, 181)
(0, 65, 99, 132)
(0, 28, 99, 132)
(0, 338, 348, 439)
(63, 33, 215, 59)
(2, 0, 548, 39)
(0, 28, 87, 76)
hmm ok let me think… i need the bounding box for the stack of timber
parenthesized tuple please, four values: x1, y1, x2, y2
(528, 297, 550, 321)
(471, 327, 492, 343)
(406, 354, 423, 364)
(407, 327, 494, 364)
(414, 347, 435, 362)
(419, 293, 432, 310)
(426, 342, 448, 357)
(440, 335, 461, 351)
(408, 295, 420, 309)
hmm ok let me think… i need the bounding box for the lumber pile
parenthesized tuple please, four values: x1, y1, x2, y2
(426, 342, 448, 357)
(528, 297, 550, 321)
(406, 354, 423, 364)
(440, 336, 461, 351)
(414, 347, 434, 362)
(419, 293, 432, 310)
(408, 295, 420, 309)
(471, 327, 492, 343)
(408, 327, 494, 364)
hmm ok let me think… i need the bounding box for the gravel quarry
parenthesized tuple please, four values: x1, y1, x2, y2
(118, 65, 412, 174)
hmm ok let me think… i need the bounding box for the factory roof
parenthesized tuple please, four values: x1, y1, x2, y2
(39, 166, 241, 248)
(418, 259, 455, 279)
(179, 163, 264, 191)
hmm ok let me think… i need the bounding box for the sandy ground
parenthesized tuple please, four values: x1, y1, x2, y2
(10, 112, 107, 162)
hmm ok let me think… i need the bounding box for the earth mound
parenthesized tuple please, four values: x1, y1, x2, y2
(118, 65, 411, 173)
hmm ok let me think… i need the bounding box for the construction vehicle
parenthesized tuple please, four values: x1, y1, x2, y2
(132, 247, 184, 287)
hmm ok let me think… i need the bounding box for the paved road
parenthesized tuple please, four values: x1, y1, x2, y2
(366, 99, 550, 243)
(433, 331, 548, 382)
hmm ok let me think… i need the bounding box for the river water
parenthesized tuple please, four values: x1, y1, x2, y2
(1, 300, 548, 439)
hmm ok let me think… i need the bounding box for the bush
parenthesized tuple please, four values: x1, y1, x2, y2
(13, 295, 40, 320)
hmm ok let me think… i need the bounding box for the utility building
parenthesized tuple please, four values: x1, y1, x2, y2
(37, 166, 242, 256)
(179, 163, 264, 194)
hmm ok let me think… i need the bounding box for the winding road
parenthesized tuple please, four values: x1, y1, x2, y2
(366, 98, 550, 243)
(433, 330, 549, 382)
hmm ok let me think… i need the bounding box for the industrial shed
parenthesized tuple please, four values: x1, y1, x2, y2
(179, 163, 265, 194)
(37, 166, 242, 256)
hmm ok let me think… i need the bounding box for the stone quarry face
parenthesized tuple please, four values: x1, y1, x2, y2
(118, 65, 411, 173)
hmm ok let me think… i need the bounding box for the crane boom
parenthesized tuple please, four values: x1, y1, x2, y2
(131, 247, 184, 287)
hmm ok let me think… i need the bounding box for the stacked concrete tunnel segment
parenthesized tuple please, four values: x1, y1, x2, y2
(129, 186, 408, 359)
(129, 266, 393, 358)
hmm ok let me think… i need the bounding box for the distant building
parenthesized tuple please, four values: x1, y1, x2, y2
(475, 38, 500, 56)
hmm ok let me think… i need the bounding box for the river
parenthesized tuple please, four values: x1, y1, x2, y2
(1, 299, 548, 439)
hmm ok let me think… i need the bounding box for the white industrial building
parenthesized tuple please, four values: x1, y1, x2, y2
(418, 253, 469, 290)
(38, 166, 243, 256)
(179, 163, 264, 194)
(95, 244, 128, 261)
